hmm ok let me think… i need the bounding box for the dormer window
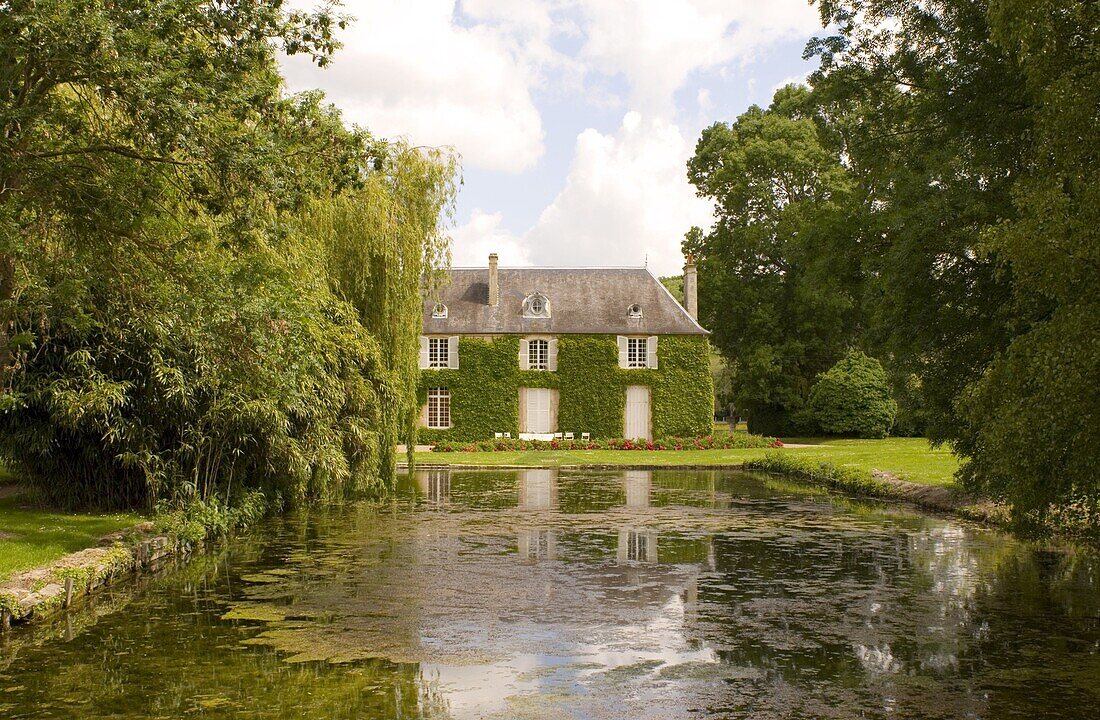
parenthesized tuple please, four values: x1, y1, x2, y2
(523, 292, 551, 318)
(432, 303, 448, 319)
(627, 303, 643, 319)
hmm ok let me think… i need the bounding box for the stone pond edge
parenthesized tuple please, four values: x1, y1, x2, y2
(0, 523, 191, 631)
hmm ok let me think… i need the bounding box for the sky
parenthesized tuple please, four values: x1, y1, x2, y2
(280, 0, 824, 277)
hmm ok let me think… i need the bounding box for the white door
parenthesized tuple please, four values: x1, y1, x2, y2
(624, 385, 651, 441)
(525, 388, 553, 433)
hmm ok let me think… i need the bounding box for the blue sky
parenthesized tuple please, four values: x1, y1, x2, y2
(282, 1, 823, 276)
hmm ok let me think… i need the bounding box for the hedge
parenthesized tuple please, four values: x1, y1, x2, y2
(417, 335, 714, 442)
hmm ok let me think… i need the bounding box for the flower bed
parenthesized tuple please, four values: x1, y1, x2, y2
(430, 433, 781, 453)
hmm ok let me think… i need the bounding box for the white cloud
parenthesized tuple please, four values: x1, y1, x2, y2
(279, 0, 546, 173)
(696, 88, 713, 114)
(451, 209, 532, 267)
(572, 0, 822, 114)
(468, 113, 711, 276)
(279, 2, 824, 274)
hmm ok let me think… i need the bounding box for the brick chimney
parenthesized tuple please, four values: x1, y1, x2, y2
(683, 254, 698, 320)
(488, 253, 499, 307)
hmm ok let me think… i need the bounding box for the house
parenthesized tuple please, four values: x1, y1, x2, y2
(417, 254, 712, 441)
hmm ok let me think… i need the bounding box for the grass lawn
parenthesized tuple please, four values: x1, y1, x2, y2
(411, 437, 961, 488)
(0, 488, 142, 582)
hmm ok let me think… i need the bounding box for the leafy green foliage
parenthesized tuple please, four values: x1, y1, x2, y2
(950, 0, 1100, 515)
(687, 0, 1098, 515)
(803, 0, 1100, 513)
(684, 86, 863, 434)
(0, 1, 457, 509)
(659, 275, 683, 303)
(418, 335, 714, 442)
(807, 351, 897, 439)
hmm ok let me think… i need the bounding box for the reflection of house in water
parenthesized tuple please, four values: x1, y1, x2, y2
(416, 468, 451, 506)
(618, 529, 659, 563)
(619, 470, 658, 563)
(518, 469, 558, 561)
(518, 529, 557, 561)
(517, 468, 558, 510)
(622, 469, 651, 508)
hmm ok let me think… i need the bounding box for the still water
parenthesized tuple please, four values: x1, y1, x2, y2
(1, 468, 1099, 719)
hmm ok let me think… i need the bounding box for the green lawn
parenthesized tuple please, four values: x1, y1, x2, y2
(0, 490, 142, 582)
(411, 437, 961, 488)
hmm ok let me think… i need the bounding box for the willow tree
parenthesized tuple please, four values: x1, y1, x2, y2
(303, 143, 458, 484)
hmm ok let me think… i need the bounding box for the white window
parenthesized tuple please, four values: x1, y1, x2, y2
(627, 337, 647, 368)
(528, 339, 549, 370)
(428, 337, 449, 368)
(617, 336, 658, 369)
(530, 297, 545, 314)
(432, 303, 447, 319)
(519, 337, 557, 371)
(427, 388, 451, 428)
(627, 303, 642, 319)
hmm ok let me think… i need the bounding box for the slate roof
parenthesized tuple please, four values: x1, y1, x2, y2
(422, 267, 707, 335)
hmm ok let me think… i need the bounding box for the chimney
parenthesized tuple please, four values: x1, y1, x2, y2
(488, 253, 499, 307)
(683, 254, 698, 320)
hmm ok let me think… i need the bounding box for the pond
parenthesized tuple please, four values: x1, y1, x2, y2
(1, 468, 1099, 719)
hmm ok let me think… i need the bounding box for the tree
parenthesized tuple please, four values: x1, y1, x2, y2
(685, 86, 864, 435)
(806, 0, 1100, 513)
(953, 0, 1100, 513)
(0, 1, 458, 508)
(807, 350, 897, 439)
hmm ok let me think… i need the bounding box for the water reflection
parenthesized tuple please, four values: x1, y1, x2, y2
(2, 468, 1099, 720)
(623, 469, 651, 508)
(517, 468, 557, 510)
(417, 467, 451, 506)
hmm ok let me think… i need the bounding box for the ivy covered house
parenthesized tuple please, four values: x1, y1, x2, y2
(417, 254, 713, 442)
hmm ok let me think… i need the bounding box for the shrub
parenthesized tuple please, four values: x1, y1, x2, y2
(807, 350, 898, 438)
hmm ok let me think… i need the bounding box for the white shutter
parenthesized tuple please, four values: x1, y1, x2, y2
(519, 339, 530, 370)
(547, 338, 558, 371)
(647, 336, 658, 369)
(448, 336, 459, 369)
(617, 336, 628, 368)
(418, 336, 429, 369)
(549, 389, 559, 432)
(518, 388, 528, 431)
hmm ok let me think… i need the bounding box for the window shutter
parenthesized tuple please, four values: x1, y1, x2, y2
(547, 338, 558, 371)
(519, 339, 530, 370)
(448, 336, 459, 369)
(419, 399, 429, 427)
(647, 336, 658, 369)
(549, 389, 559, 432)
(518, 388, 528, 431)
(418, 336, 429, 369)
(617, 336, 628, 368)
